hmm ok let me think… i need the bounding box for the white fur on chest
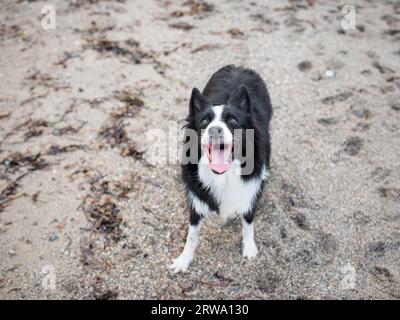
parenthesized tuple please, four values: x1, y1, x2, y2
(196, 156, 267, 221)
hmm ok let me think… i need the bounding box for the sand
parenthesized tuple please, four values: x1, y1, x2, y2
(0, 0, 399, 299)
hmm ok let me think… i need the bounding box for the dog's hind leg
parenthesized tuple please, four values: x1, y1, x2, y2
(170, 210, 203, 273)
(241, 213, 258, 259)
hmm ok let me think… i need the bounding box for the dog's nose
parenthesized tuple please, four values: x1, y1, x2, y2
(209, 126, 223, 137)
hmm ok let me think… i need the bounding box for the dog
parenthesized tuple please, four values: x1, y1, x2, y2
(170, 65, 272, 273)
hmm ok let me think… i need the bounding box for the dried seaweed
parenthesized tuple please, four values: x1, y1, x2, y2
(98, 119, 143, 160)
(69, 0, 126, 9)
(52, 123, 85, 136)
(114, 91, 144, 107)
(110, 105, 141, 119)
(190, 43, 220, 54)
(0, 112, 11, 120)
(45, 144, 86, 155)
(0, 174, 29, 213)
(24, 70, 72, 92)
(53, 51, 80, 68)
(169, 22, 194, 31)
(79, 173, 139, 241)
(20, 93, 48, 106)
(23, 120, 49, 141)
(228, 28, 244, 37)
(96, 91, 144, 159)
(1, 152, 48, 173)
(0, 24, 23, 41)
(99, 119, 128, 146)
(120, 143, 143, 159)
(82, 194, 122, 238)
(171, 0, 214, 17)
(383, 29, 400, 36)
(47, 104, 76, 128)
(77, 168, 139, 246)
(80, 236, 95, 266)
(31, 191, 40, 203)
(0, 191, 28, 213)
(111, 91, 144, 119)
(86, 37, 168, 75)
(321, 92, 353, 105)
(0, 180, 19, 202)
(91, 277, 119, 300)
(89, 39, 146, 64)
(372, 61, 394, 74)
(25, 71, 54, 84)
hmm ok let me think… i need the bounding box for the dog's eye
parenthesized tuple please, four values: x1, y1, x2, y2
(227, 117, 238, 125)
(200, 118, 209, 126)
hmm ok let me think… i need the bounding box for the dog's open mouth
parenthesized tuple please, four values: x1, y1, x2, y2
(203, 143, 233, 174)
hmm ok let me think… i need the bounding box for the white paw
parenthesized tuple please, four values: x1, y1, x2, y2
(169, 254, 192, 273)
(243, 242, 258, 259)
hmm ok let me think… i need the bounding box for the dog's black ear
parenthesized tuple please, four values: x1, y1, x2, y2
(229, 85, 251, 113)
(189, 87, 210, 116)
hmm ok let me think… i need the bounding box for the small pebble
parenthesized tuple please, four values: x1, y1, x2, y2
(325, 69, 335, 78)
(297, 61, 312, 71)
(49, 233, 59, 241)
(390, 103, 400, 111)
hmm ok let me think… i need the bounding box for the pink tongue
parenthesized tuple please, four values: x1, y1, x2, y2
(209, 147, 230, 174)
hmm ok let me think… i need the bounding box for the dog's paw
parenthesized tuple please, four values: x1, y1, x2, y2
(169, 255, 192, 273)
(243, 243, 258, 259)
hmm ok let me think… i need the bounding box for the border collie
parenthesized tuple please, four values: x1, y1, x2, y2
(170, 65, 272, 273)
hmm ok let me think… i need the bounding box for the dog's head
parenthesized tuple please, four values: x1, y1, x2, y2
(187, 85, 254, 174)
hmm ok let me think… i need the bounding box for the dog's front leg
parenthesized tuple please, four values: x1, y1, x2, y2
(170, 211, 203, 273)
(241, 214, 258, 259)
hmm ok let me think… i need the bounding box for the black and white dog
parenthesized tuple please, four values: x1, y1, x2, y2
(170, 65, 272, 273)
